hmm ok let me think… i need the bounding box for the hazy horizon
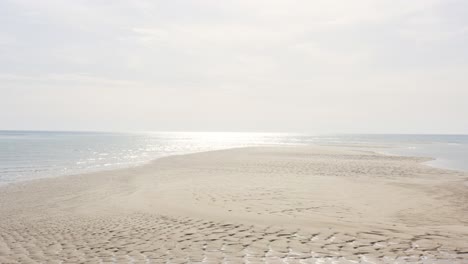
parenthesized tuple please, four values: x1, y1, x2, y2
(1, 0, 467, 134)
(2, 129, 468, 136)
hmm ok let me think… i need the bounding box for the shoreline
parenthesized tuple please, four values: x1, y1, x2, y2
(1, 145, 467, 263)
(2, 143, 466, 189)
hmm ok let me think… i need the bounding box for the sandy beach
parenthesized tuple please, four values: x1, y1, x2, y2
(0, 146, 467, 263)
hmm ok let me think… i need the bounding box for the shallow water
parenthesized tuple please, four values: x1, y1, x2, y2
(0, 131, 467, 184)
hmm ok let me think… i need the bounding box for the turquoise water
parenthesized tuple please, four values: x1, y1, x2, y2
(0, 131, 467, 184)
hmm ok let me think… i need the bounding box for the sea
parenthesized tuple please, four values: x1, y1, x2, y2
(0, 131, 467, 185)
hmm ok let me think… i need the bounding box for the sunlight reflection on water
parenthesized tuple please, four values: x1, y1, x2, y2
(0, 131, 467, 184)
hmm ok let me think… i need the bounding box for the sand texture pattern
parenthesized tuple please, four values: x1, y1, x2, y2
(0, 146, 467, 263)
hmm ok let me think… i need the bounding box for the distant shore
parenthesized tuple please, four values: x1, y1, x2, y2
(1, 146, 467, 263)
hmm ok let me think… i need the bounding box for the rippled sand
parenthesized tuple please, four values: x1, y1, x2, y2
(1, 146, 467, 263)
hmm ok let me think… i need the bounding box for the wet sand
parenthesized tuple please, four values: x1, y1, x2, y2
(0, 146, 467, 263)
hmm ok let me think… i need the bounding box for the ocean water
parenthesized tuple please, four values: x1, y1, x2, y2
(0, 131, 467, 185)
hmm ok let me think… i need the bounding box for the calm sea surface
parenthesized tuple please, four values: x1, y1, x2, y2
(0, 131, 467, 185)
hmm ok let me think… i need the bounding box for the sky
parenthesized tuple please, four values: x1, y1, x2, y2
(1, 0, 467, 134)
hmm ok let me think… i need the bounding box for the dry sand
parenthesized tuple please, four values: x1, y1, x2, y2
(0, 146, 467, 263)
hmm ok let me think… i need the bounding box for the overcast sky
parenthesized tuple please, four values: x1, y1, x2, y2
(1, 0, 467, 133)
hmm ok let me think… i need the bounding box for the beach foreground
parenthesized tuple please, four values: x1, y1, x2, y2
(0, 146, 467, 263)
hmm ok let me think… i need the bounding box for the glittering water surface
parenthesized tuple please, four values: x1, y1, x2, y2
(0, 131, 467, 184)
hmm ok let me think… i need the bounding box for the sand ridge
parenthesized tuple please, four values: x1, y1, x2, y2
(0, 146, 467, 263)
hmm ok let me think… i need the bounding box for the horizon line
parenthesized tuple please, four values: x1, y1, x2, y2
(0, 129, 467, 136)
